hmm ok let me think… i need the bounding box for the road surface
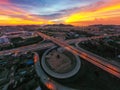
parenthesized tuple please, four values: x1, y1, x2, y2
(37, 32, 120, 78)
(0, 34, 119, 56)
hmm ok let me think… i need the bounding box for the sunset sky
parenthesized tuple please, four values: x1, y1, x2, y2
(0, 0, 120, 26)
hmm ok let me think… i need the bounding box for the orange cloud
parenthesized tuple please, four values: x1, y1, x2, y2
(65, 0, 120, 26)
(0, 0, 120, 26)
(69, 17, 120, 26)
(0, 0, 53, 26)
(0, 16, 53, 26)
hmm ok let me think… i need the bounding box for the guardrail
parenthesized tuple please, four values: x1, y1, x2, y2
(37, 32, 120, 78)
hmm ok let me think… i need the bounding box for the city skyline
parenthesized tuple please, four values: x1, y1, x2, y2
(0, 0, 120, 26)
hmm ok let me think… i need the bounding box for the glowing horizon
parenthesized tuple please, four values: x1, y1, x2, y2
(0, 0, 120, 26)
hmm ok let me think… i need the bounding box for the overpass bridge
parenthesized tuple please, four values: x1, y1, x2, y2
(1, 34, 116, 56)
(0, 32, 120, 78)
(37, 32, 120, 78)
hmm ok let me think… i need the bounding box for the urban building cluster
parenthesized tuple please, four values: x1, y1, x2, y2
(0, 24, 120, 90)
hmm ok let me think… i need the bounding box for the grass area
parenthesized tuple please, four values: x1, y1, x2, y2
(78, 39, 120, 62)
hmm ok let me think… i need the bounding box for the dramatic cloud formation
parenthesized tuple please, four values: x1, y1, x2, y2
(0, 0, 120, 26)
(65, 0, 120, 25)
(0, 0, 53, 25)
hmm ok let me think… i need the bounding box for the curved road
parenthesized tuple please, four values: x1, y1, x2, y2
(0, 32, 120, 78)
(0, 34, 119, 56)
(34, 52, 78, 90)
(37, 32, 120, 78)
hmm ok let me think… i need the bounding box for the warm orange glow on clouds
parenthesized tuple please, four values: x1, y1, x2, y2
(0, 16, 47, 25)
(0, 0, 120, 26)
(65, 1, 120, 26)
(0, 0, 53, 26)
(0, 15, 53, 26)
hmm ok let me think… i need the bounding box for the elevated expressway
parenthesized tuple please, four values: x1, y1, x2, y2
(37, 32, 120, 78)
(1, 34, 118, 56)
(0, 32, 120, 78)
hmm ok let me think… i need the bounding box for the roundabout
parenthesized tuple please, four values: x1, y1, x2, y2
(41, 46, 81, 79)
